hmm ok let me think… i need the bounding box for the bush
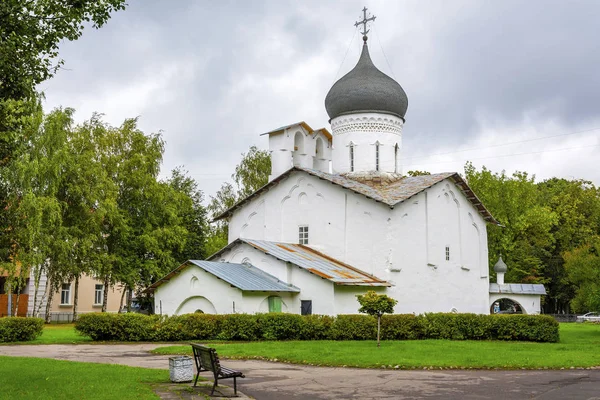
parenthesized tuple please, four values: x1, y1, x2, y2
(178, 314, 222, 341)
(330, 315, 376, 340)
(216, 314, 261, 341)
(380, 314, 424, 340)
(257, 313, 304, 340)
(74, 312, 559, 343)
(0, 317, 44, 342)
(299, 315, 334, 340)
(75, 313, 158, 341)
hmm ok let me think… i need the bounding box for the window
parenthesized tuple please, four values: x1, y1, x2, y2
(60, 283, 71, 305)
(375, 142, 380, 171)
(268, 296, 282, 313)
(445, 246, 450, 261)
(94, 284, 104, 305)
(349, 143, 355, 172)
(299, 225, 309, 245)
(394, 143, 399, 173)
(301, 300, 312, 315)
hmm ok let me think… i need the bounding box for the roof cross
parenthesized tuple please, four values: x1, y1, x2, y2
(354, 6, 376, 43)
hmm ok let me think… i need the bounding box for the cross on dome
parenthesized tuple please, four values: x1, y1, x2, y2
(354, 6, 376, 42)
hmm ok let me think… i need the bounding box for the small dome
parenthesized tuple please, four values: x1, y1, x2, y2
(325, 43, 408, 121)
(494, 256, 508, 273)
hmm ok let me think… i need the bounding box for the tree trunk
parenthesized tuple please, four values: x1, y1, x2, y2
(32, 265, 43, 317)
(72, 275, 79, 322)
(101, 275, 110, 312)
(45, 282, 54, 323)
(126, 286, 133, 312)
(118, 285, 126, 313)
(377, 315, 381, 348)
(6, 282, 12, 317)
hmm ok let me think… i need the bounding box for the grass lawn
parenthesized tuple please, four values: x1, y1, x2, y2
(0, 356, 168, 399)
(153, 323, 600, 370)
(26, 324, 93, 344)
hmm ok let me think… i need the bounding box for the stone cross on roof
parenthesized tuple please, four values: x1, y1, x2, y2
(354, 6, 376, 42)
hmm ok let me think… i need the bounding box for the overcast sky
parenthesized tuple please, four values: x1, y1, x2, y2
(40, 0, 600, 199)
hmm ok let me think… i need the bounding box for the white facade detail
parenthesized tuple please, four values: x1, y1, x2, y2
(267, 123, 332, 181)
(330, 113, 403, 174)
(223, 172, 491, 314)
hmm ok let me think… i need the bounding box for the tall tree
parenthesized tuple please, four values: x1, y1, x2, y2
(465, 162, 558, 285)
(206, 146, 270, 255)
(564, 237, 600, 313)
(0, 0, 126, 101)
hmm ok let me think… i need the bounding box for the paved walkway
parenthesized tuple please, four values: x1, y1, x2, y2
(1, 344, 600, 399)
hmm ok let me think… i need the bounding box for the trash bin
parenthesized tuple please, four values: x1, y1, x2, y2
(169, 356, 193, 383)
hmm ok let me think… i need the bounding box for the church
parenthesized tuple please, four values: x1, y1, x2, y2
(149, 10, 545, 317)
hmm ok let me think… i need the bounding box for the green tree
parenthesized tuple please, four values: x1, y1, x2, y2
(0, 0, 126, 101)
(564, 237, 600, 313)
(206, 146, 270, 255)
(356, 290, 397, 347)
(166, 167, 208, 264)
(464, 162, 558, 285)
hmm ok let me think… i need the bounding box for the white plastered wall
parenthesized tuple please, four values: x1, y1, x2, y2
(227, 172, 492, 315)
(153, 265, 242, 316)
(330, 112, 403, 174)
(214, 242, 335, 315)
(268, 124, 332, 180)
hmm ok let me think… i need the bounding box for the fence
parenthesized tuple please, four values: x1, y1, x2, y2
(546, 314, 579, 323)
(0, 312, 74, 323)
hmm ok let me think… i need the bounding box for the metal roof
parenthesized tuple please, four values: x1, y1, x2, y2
(325, 43, 408, 121)
(213, 167, 499, 225)
(489, 283, 547, 295)
(147, 260, 300, 293)
(211, 239, 390, 287)
(260, 121, 332, 141)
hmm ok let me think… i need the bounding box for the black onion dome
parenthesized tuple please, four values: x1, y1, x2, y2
(325, 43, 408, 121)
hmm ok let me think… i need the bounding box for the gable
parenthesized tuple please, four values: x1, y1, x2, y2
(213, 167, 499, 225)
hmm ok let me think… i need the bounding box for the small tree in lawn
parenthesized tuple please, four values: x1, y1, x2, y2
(357, 291, 398, 347)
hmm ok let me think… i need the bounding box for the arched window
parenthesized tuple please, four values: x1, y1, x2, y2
(315, 138, 324, 157)
(349, 143, 355, 172)
(294, 131, 304, 153)
(375, 142, 380, 171)
(394, 143, 399, 173)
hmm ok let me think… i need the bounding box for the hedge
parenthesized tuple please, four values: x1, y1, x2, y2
(0, 317, 44, 342)
(75, 312, 559, 343)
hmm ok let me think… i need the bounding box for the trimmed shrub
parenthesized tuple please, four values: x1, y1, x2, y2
(216, 314, 261, 341)
(330, 314, 377, 340)
(178, 314, 222, 341)
(74, 312, 559, 343)
(257, 313, 304, 340)
(380, 314, 424, 340)
(299, 314, 334, 340)
(0, 317, 44, 342)
(75, 313, 158, 341)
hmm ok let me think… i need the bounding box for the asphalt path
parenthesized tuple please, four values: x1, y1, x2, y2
(1, 344, 599, 399)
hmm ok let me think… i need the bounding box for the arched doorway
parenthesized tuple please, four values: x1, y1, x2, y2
(175, 296, 217, 315)
(490, 298, 526, 314)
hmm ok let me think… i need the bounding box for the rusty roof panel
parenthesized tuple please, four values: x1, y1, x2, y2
(242, 239, 390, 286)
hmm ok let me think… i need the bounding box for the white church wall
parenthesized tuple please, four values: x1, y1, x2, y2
(214, 241, 337, 315)
(154, 265, 242, 316)
(226, 173, 492, 315)
(489, 294, 542, 315)
(268, 124, 332, 180)
(330, 113, 403, 174)
(242, 292, 297, 313)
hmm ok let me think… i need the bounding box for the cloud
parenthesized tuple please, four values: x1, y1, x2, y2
(39, 0, 600, 197)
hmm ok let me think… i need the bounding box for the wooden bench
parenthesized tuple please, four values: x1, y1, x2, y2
(191, 343, 245, 396)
